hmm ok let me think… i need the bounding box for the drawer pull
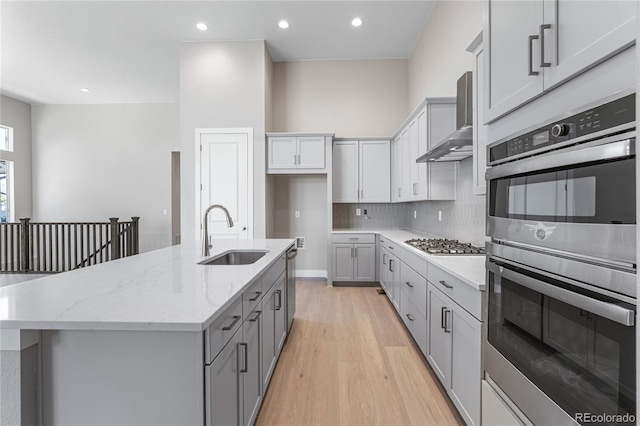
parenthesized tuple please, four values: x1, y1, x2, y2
(405, 281, 414, 288)
(444, 309, 451, 333)
(249, 291, 262, 301)
(406, 313, 415, 322)
(222, 315, 241, 331)
(440, 280, 453, 289)
(441, 307, 447, 329)
(349, 237, 360, 240)
(275, 290, 283, 310)
(249, 310, 262, 322)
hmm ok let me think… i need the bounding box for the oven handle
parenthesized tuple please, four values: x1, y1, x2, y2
(487, 260, 635, 327)
(486, 136, 634, 181)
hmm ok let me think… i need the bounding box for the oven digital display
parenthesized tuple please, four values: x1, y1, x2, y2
(532, 130, 549, 146)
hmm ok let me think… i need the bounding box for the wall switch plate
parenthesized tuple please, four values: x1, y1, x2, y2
(295, 210, 300, 218)
(356, 208, 361, 216)
(413, 210, 417, 219)
(438, 210, 442, 221)
(296, 236, 306, 249)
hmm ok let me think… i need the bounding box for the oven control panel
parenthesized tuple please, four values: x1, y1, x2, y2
(488, 93, 635, 164)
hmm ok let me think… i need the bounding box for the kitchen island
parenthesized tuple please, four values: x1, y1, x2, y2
(0, 238, 295, 425)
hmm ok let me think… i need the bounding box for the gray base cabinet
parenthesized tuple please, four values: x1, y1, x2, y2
(262, 271, 287, 391)
(242, 311, 262, 426)
(427, 282, 482, 426)
(206, 328, 242, 426)
(332, 234, 376, 282)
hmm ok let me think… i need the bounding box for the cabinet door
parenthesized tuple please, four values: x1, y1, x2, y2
(415, 109, 428, 199)
(332, 141, 359, 202)
(242, 312, 262, 426)
(378, 247, 389, 291)
(261, 286, 276, 390)
(388, 254, 401, 312)
(333, 244, 354, 281)
(392, 137, 403, 202)
(408, 117, 420, 200)
(360, 140, 390, 203)
(274, 275, 287, 354)
(400, 129, 411, 202)
(353, 244, 375, 281)
(449, 303, 482, 426)
(427, 103, 457, 200)
(297, 136, 325, 169)
(542, 0, 637, 90)
(484, 0, 544, 122)
(427, 285, 449, 386)
(472, 40, 487, 195)
(268, 137, 297, 169)
(206, 329, 241, 426)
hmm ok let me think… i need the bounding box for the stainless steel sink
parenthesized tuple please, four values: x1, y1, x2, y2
(198, 250, 268, 266)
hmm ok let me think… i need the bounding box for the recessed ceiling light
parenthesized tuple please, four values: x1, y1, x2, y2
(196, 22, 208, 31)
(351, 17, 363, 27)
(80, 88, 90, 93)
(278, 20, 290, 29)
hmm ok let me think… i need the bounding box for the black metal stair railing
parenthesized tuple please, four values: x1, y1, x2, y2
(0, 217, 139, 273)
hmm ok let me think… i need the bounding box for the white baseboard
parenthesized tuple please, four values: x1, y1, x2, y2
(295, 269, 328, 279)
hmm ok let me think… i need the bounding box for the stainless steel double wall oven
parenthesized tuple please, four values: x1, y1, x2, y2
(484, 91, 636, 426)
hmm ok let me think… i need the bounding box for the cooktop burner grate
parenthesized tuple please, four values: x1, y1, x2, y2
(404, 238, 486, 255)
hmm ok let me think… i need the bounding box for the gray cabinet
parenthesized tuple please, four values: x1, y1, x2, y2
(262, 272, 285, 390)
(241, 310, 262, 426)
(378, 245, 389, 292)
(332, 234, 376, 282)
(274, 274, 287, 355)
(387, 252, 400, 312)
(427, 282, 482, 426)
(484, 0, 637, 122)
(467, 32, 487, 195)
(205, 328, 242, 426)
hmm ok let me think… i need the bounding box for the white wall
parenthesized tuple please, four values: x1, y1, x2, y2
(0, 95, 33, 219)
(408, 0, 483, 111)
(272, 59, 408, 137)
(179, 41, 269, 243)
(31, 103, 179, 253)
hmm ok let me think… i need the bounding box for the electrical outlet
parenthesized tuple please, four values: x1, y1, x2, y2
(356, 208, 361, 216)
(413, 210, 417, 219)
(296, 236, 306, 249)
(295, 210, 300, 218)
(438, 210, 442, 222)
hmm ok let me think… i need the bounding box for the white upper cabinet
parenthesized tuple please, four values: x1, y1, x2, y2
(392, 98, 456, 203)
(484, 0, 636, 123)
(332, 139, 390, 203)
(468, 32, 487, 195)
(267, 134, 331, 174)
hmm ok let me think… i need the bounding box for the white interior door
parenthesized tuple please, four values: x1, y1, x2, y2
(200, 130, 252, 240)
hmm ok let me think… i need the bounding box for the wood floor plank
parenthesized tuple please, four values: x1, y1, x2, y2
(256, 280, 463, 426)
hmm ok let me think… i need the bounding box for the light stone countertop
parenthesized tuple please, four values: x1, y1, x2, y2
(0, 239, 295, 332)
(333, 229, 486, 290)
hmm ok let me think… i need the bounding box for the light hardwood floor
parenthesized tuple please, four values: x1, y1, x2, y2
(256, 280, 463, 426)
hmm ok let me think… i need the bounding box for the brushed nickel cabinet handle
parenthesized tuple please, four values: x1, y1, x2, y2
(528, 34, 539, 76)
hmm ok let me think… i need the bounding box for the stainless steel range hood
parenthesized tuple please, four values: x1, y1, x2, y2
(417, 72, 473, 163)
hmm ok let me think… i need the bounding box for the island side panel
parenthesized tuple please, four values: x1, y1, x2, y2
(41, 329, 204, 426)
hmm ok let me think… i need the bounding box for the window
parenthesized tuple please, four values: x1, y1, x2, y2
(0, 125, 14, 222)
(0, 126, 11, 152)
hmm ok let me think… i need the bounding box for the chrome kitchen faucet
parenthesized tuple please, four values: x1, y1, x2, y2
(202, 204, 234, 256)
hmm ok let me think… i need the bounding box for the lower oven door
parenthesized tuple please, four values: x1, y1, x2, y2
(485, 256, 636, 425)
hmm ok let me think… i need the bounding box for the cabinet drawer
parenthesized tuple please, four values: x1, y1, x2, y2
(332, 233, 375, 244)
(262, 254, 286, 292)
(398, 248, 427, 279)
(428, 263, 482, 320)
(400, 290, 427, 356)
(400, 263, 427, 318)
(242, 278, 263, 320)
(205, 297, 243, 363)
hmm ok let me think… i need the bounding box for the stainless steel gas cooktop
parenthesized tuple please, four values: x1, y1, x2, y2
(404, 238, 486, 255)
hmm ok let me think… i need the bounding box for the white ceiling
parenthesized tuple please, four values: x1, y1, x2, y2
(1, 1, 436, 105)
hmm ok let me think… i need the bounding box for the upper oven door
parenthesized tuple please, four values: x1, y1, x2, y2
(486, 133, 636, 265)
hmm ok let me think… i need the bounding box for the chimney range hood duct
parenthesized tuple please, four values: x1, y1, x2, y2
(417, 71, 473, 163)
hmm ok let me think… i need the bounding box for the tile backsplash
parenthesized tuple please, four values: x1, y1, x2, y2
(333, 158, 487, 246)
